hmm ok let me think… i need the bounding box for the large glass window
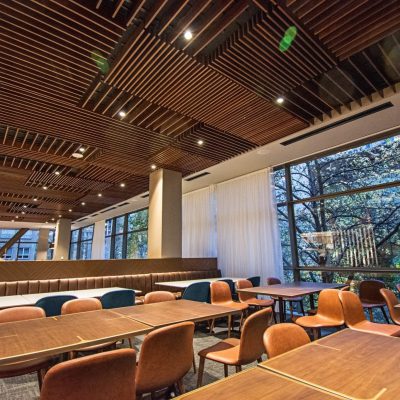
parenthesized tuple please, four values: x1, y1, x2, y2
(69, 225, 94, 260)
(104, 208, 148, 259)
(0, 229, 39, 261)
(275, 133, 400, 276)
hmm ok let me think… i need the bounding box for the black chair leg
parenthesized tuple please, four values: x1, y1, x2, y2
(381, 306, 390, 323)
(300, 300, 305, 316)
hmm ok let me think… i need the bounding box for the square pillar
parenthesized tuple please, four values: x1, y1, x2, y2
(148, 169, 182, 258)
(54, 218, 71, 260)
(36, 228, 50, 260)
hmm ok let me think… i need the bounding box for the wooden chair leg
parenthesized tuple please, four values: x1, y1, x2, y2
(37, 369, 44, 390)
(312, 328, 319, 341)
(209, 319, 215, 334)
(192, 353, 197, 373)
(197, 357, 205, 388)
(381, 306, 390, 323)
(235, 365, 242, 373)
(239, 312, 245, 331)
(177, 378, 185, 394)
(368, 308, 374, 322)
(128, 338, 133, 348)
(224, 364, 228, 377)
(227, 314, 232, 338)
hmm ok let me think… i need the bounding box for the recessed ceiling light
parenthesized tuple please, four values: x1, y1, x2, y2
(97, 193, 102, 197)
(120, 183, 126, 188)
(11, 219, 14, 222)
(21, 211, 25, 215)
(197, 139, 204, 146)
(43, 186, 48, 190)
(79, 147, 86, 153)
(15, 216, 19, 219)
(51, 218, 55, 221)
(68, 209, 72, 212)
(54, 171, 60, 175)
(33, 198, 38, 201)
(151, 164, 157, 170)
(81, 202, 86, 206)
(23, 205, 27, 208)
(184, 30, 193, 40)
(118, 110, 127, 118)
(58, 215, 62, 218)
(276, 97, 284, 104)
(45, 221, 48, 224)
(72, 152, 83, 159)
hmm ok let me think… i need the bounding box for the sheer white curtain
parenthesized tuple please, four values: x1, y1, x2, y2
(182, 186, 217, 257)
(216, 169, 283, 283)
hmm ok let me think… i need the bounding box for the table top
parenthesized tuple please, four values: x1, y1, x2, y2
(259, 329, 400, 400)
(0, 309, 152, 365)
(114, 299, 239, 327)
(155, 277, 243, 289)
(0, 295, 32, 309)
(176, 368, 342, 399)
(237, 282, 345, 298)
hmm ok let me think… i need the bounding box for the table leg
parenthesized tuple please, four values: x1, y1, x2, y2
(309, 294, 315, 310)
(227, 314, 232, 338)
(278, 297, 285, 323)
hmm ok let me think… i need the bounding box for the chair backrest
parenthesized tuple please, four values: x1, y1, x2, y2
(144, 291, 175, 304)
(315, 289, 344, 323)
(380, 288, 400, 324)
(61, 298, 102, 315)
(218, 279, 236, 297)
(359, 279, 385, 303)
(36, 295, 77, 317)
(135, 322, 194, 395)
(40, 349, 136, 400)
(210, 281, 232, 304)
(182, 282, 210, 303)
(239, 308, 272, 363)
(267, 277, 281, 285)
(0, 306, 45, 323)
(101, 289, 135, 309)
(341, 286, 350, 291)
(263, 323, 310, 358)
(236, 279, 254, 302)
(247, 276, 260, 287)
(338, 290, 366, 327)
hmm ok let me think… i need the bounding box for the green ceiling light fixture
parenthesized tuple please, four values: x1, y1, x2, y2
(91, 50, 110, 75)
(279, 26, 297, 52)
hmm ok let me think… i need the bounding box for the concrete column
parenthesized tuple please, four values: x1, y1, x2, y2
(36, 228, 50, 260)
(54, 218, 71, 260)
(91, 220, 105, 259)
(148, 169, 182, 258)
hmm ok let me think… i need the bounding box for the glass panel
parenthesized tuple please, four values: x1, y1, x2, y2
(273, 168, 287, 203)
(127, 209, 148, 232)
(0, 229, 18, 240)
(17, 244, 37, 260)
(81, 225, 94, 241)
(114, 234, 124, 259)
(48, 230, 55, 243)
(126, 232, 148, 259)
(20, 230, 39, 242)
(104, 236, 112, 259)
(69, 243, 78, 260)
(105, 219, 113, 236)
(71, 230, 79, 243)
(294, 186, 400, 269)
(115, 216, 125, 234)
(80, 241, 92, 260)
(2, 244, 17, 260)
(277, 205, 292, 269)
(290, 134, 400, 200)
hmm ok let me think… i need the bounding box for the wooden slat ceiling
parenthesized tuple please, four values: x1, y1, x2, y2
(0, 0, 399, 223)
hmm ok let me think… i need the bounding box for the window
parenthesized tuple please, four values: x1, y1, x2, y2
(274, 133, 400, 276)
(104, 208, 148, 259)
(69, 225, 94, 260)
(0, 229, 39, 261)
(47, 230, 55, 260)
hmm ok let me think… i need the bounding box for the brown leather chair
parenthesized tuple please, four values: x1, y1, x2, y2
(40, 349, 136, 400)
(0, 306, 54, 388)
(210, 281, 248, 332)
(267, 277, 305, 319)
(144, 291, 176, 304)
(338, 290, 400, 336)
(61, 298, 117, 355)
(380, 288, 400, 325)
(263, 323, 310, 358)
(136, 322, 194, 398)
(359, 279, 390, 322)
(295, 289, 345, 339)
(197, 308, 272, 387)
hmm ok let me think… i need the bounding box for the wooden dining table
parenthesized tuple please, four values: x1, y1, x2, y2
(259, 329, 400, 400)
(237, 282, 345, 322)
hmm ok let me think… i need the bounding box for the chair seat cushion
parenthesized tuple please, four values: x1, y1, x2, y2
(352, 321, 400, 337)
(198, 338, 240, 364)
(215, 301, 248, 311)
(244, 298, 274, 307)
(0, 356, 54, 377)
(296, 315, 344, 328)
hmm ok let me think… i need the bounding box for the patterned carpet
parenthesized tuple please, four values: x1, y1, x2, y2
(0, 323, 259, 400)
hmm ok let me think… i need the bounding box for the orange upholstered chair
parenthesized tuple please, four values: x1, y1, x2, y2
(144, 291, 176, 304)
(339, 290, 400, 336)
(40, 349, 136, 400)
(136, 322, 194, 398)
(0, 306, 55, 388)
(295, 289, 345, 339)
(61, 298, 116, 355)
(197, 308, 272, 387)
(359, 279, 390, 322)
(380, 288, 400, 325)
(263, 323, 310, 358)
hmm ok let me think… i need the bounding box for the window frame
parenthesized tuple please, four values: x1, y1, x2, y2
(69, 224, 94, 260)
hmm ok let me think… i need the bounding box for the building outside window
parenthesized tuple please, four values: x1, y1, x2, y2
(69, 225, 94, 260)
(0, 229, 39, 261)
(274, 132, 400, 284)
(47, 230, 55, 260)
(104, 208, 148, 259)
